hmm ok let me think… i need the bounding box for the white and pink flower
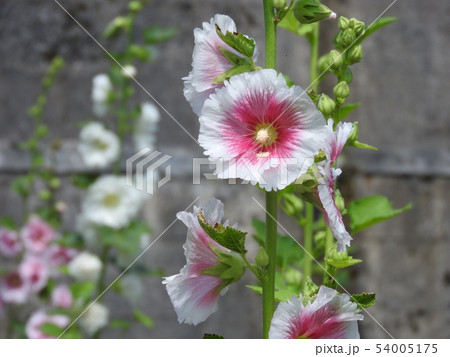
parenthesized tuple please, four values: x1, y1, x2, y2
(269, 286, 363, 339)
(0, 271, 30, 304)
(198, 69, 326, 191)
(21, 216, 56, 253)
(183, 14, 258, 115)
(19, 255, 50, 293)
(25, 310, 69, 339)
(46, 244, 78, 269)
(51, 285, 73, 309)
(317, 120, 354, 252)
(163, 198, 238, 325)
(0, 228, 21, 257)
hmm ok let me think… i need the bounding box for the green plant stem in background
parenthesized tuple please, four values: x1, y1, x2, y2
(301, 202, 314, 290)
(309, 22, 319, 92)
(262, 0, 278, 339)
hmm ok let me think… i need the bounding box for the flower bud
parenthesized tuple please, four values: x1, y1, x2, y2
(349, 18, 365, 36)
(317, 94, 336, 117)
(68, 251, 102, 282)
(49, 177, 61, 189)
(293, 0, 336, 24)
(327, 50, 343, 71)
(318, 54, 329, 73)
(273, 0, 287, 10)
(337, 28, 356, 49)
(338, 16, 349, 30)
(333, 81, 350, 104)
(342, 67, 353, 84)
(285, 268, 302, 285)
(128, 1, 143, 13)
(347, 44, 363, 65)
(39, 190, 51, 201)
(347, 122, 359, 144)
(255, 247, 269, 268)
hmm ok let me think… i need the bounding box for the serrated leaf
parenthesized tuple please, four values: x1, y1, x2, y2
(70, 281, 95, 300)
(356, 17, 397, 45)
(133, 309, 154, 329)
(203, 333, 224, 339)
(216, 25, 255, 58)
(212, 64, 254, 85)
(303, 276, 319, 297)
(40, 323, 65, 337)
(144, 26, 177, 44)
(351, 293, 376, 309)
(348, 195, 412, 234)
(339, 103, 361, 120)
(198, 212, 247, 254)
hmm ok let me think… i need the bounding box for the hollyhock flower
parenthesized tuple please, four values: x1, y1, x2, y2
(68, 251, 102, 282)
(45, 244, 78, 269)
(0, 271, 30, 304)
(25, 310, 69, 339)
(317, 119, 354, 252)
(78, 122, 120, 168)
(269, 286, 363, 339)
(163, 198, 245, 325)
(21, 216, 56, 253)
(91, 73, 112, 117)
(81, 175, 144, 229)
(51, 285, 73, 309)
(133, 102, 160, 150)
(0, 228, 21, 257)
(78, 302, 109, 335)
(183, 14, 259, 115)
(19, 255, 50, 293)
(198, 69, 326, 191)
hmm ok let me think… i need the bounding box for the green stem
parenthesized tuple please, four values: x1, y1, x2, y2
(263, 190, 278, 338)
(241, 254, 261, 281)
(301, 202, 314, 290)
(309, 22, 320, 92)
(262, 0, 278, 339)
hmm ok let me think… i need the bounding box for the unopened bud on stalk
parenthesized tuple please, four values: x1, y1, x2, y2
(347, 122, 359, 144)
(128, 1, 143, 13)
(347, 44, 363, 64)
(317, 94, 336, 117)
(293, 0, 336, 24)
(337, 28, 356, 49)
(327, 50, 343, 71)
(318, 54, 329, 73)
(349, 18, 365, 36)
(342, 67, 353, 84)
(338, 16, 350, 30)
(333, 81, 350, 104)
(255, 247, 269, 268)
(273, 0, 287, 10)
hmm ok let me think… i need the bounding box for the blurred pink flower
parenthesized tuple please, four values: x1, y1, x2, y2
(25, 310, 69, 339)
(0, 228, 21, 257)
(51, 285, 73, 309)
(21, 216, 56, 253)
(183, 14, 258, 115)
(19, 255, 49, 293)
(198, 69, 326, 191)
(163, 198, 237, 325)
(46, 244, 78, 268)
(269, 286, 363, 339)
(0, 271, 30, 304)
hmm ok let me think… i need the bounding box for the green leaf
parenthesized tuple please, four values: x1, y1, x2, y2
(339, 103, 361, 120)
(144, 26, 177, 44)
(110, 319, 132, 329)
(355, 17, 397, 45)
(0, 217, 16, 230)
(351, 293, 376, 309)
(70, 281, 95, 300)
(71, 174, 99, 189)
(212, 64, 254, 85)
(133, 309, 154, 329)
(325, 255, 362, 269)
(40, 323, 65, 337)
(215, 25, 255, 58)
(59, 326, 83, 339)
(218, 47, 246, 66)
(347, 195, 412, 234)
(252, 219, 303, 268)
(203, 333, 224, 339)
(198, 212, 247, 254)
(352, 140, 378, 151)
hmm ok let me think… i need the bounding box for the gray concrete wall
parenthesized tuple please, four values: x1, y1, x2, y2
(0, 0, 449, 338)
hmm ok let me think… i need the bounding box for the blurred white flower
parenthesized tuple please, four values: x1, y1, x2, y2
(120, 274, 143, 305)
(78, 302, 109, 335)
(26, 310, 69, 339)
(91, 74, 112, 117)
(78, 122, 120, 168)
(68, 251, 102, 282)
(121, 64, 137, 78)
(81, 175, 144, 229)
(133, 102, 160, 150)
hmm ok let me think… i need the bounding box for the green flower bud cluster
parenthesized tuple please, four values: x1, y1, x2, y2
(335, 16, 365, 50)
(317, 94, 335, 118)
(293, 0, 336, 24)
(334, 81, 350, 104)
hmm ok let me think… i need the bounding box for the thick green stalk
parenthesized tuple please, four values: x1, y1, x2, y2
(262, 0, 278, 339)
(309, 22, 320, 92)
(301, 202, 314, 290)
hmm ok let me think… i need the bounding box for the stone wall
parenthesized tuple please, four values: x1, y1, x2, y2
(0, 0, 448, 338)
